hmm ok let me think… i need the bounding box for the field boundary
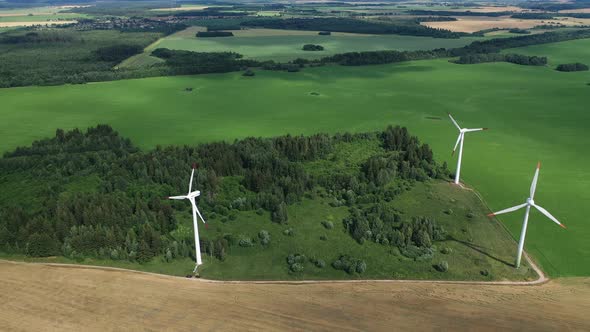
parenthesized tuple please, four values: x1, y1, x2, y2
(0, 252, 547, 286)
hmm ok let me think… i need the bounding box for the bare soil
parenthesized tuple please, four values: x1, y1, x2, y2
(1, 260, 588, 331)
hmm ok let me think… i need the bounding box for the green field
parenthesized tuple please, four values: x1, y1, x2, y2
(504, 38, 590, 65)
(122, 26, 483, 64)
(1, 56, 589, 277)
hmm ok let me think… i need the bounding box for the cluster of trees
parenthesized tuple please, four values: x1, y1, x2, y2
(302, 44, 324, 51)
(414, 16, 458, 23)
(454, 53, 547, 66)
(239, 17, 468, 38)
(0, 28, 162, 88)
(509, 28, 531, 35)
(321, 49, 448, 66)
(511, 13, 555, 20)
(343, 203, 445, 249)
(151, 48, 258, 75)
(556, 62, 589, 72)
(0, 124, 448, 265)
(331, 255, 367, 274)
(196, 31, 234, 38)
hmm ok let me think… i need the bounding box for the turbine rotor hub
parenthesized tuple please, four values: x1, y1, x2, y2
(527, 198, 535, 205)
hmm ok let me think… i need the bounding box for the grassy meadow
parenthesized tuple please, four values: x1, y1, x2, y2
(122, 26, 483, 64)
(504, 38, 590, 65)
(197, 181, 536, 281)
(1, 53, 590, 277)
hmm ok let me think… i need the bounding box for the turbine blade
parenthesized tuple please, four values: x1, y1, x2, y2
(465, 128, 488, 132)
(168, 195, 187, 200)
(188, 166, 195, 194)
(192, 201, 206, 224)
(530, 162, 541, 199)
(533, 204, 566, 229)
(452, 133, 463, 156)
(448, 113, 461, 130)
(487, 202, 528, 217)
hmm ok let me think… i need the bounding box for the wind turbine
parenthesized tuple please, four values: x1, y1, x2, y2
(488, 162, 566, 268)
(448, 113, 487, 185)
(169, 163, 207, 273)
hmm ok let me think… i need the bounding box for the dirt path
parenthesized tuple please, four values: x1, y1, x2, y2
(1, 260, 588, 331)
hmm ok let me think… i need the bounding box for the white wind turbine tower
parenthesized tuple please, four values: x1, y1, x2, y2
(448, 113, 487, 185)
(169, 163, 207, 273)
(488, 162, 566, 268)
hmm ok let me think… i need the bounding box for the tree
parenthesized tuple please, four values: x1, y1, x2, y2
(271, 202, 289, 224)
(26, 233, 57, 257)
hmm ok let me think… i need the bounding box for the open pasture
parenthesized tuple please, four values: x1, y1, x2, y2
(123, 26, 482, 63)
(1, 58, 590, 277)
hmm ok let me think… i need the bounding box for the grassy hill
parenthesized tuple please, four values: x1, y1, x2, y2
(0, 126, 536, 281)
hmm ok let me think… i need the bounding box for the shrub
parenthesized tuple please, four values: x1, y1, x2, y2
(238, 237, 253, 247)
(258, 230, 271, 246)
(26, 233, 57, 257)
(302, 44, 324, 51)
(401, 245, 434, 261)
(283, 228, 295, 236)
(315, 259, 326, 268)
(321, 220, 334, 229)
(318, 31, 331, 35)
(320, 234, 328, 241)
(556, 62, 589, 72)
(441, 247, 453, 255)
(332, 255, 367, 275)
(290, 262, 304, 273)
(435, 261, 449, 272)
(243, 69, 255, 77)
(355, 260, 367, 274)
(480, 269, 490, 276)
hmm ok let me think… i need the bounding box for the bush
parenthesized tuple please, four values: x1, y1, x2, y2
(238, 237, 253, 247)
(480, 269, 490, 276)
(318, 31, 331, 35)
(441, 247, 453, 255)
(556, 63, 589, 72)
(332, 255, 367, 275)
(302, 44, 324, 51)
(243, 69, 255, 77)
(256, 208, 264, 215)
(320, 234, 328, 241)
(26, 233, 57, 257)
(435, 261, 449, 272)
(315, 259, 326, 268)
(290, 262, 304, 273)
(401, 245, 434, 261)
(283, 228, 295, 236)
(258, 230, 271, 246)
(321, 220, 334, 229)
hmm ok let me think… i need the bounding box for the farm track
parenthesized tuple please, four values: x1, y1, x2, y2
(1, 260, 588, 331)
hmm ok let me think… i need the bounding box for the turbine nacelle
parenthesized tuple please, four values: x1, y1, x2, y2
(188, 190, 201, 199)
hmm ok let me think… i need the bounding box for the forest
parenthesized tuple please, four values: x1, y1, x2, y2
(0, 125, 449, 268)
(239, 18, 468, 38)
